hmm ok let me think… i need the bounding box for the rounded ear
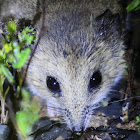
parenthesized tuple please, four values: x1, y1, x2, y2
(95, 10, 125, 40)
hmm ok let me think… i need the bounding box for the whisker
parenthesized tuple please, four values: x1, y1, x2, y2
(109, 89, 122, 93)
(90, 96, 140, 114)
(109, 96, 140, 104)
(45, 105, 65, 112)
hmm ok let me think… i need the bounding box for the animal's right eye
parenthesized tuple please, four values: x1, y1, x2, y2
(46, 76, 61, 94)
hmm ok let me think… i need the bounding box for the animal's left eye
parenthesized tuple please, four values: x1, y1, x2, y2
(88, 70, 102, 91)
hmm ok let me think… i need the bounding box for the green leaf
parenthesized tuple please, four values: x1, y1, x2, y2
(26, 35, 36, 45)
(18, 33, 22, 43)
(126, 0, 140, 12)
(17, 86, 21, 94)
(22, 89, 30, 100)
(6, 54, 15, 63)
(136, 116, 140, 123)
(4, 86, 10, 100)
(7, 21, 17, 34)
(0, 64, 14, 83)
(13, 44, 20, 59)
(16, 89, 40, 138)
(1, 49, 6, 60)
(13, 48, 31, 69)
(135, 5, 140, 10)
(3, 44, 12, 53)
(16, 111, 32, 137)
(18, 26, 36, 46)
(125, 69, 129, 76)
(0, 50, 4, 59)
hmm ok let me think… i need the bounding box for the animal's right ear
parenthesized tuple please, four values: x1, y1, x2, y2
(95, 10, 124, 39)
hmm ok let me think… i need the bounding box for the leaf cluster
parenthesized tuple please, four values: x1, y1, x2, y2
(0, 21, 36, 84)
(0, 21, 40, 139)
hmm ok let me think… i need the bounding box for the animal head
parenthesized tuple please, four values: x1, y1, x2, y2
(26, 2, 126, 132)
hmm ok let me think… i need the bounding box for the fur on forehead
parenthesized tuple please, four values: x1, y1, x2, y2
(36, 8, 124, 59)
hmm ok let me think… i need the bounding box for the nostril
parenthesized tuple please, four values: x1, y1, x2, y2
(72, 126, 83, 133)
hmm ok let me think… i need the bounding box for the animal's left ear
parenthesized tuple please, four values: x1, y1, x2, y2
(95, 10, 125, 39)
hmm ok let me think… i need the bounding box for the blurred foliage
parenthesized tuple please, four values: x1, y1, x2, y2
(136, 116, 140, 134)
(126, 0, 140, 12)
(16, 89, 40, 140)
(0, 20, 40, 140)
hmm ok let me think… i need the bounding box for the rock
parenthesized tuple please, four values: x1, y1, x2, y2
(0, 125, 10, 140)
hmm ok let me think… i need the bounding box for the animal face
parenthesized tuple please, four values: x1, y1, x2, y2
(26, 2, 126, 132)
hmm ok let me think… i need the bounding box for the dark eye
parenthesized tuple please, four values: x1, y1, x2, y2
(89, 71, 102, 91)
(46, 76, 61, 94)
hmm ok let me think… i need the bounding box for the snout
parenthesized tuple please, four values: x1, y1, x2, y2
(63, 105, 92, 132)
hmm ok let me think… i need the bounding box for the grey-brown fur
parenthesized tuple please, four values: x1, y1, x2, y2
(0, 0, 126, 131)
